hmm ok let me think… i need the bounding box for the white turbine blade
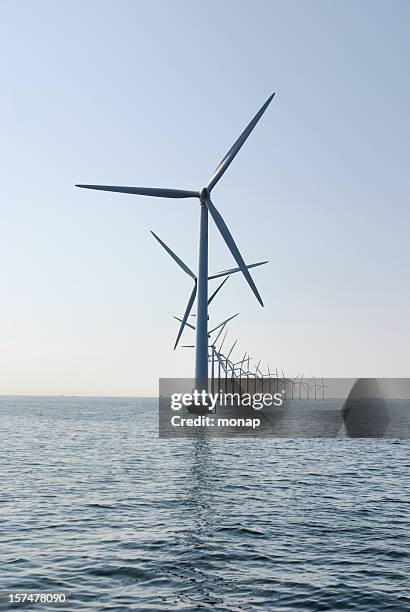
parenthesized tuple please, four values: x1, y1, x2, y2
(208, 260, 268, 280)
(173, 284, 197, 349)
(209, 312, 239, 335)
(76, 184, 199, 199)
(206, 198, 263, 306)
(173, 315, 196, 331)
(151, 231, 196, 280)
(207, 93, 275, 192)
(207, 276, 229, 306)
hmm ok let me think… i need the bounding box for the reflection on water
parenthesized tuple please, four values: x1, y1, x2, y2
(0, 397, 409, 610)
(173, 435, 222, 609)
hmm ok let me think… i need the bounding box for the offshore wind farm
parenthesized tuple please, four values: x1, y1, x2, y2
(76, 93, 325, 401)
(3, 2, 410, 610)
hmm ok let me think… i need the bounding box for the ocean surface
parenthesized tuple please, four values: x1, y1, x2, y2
(0, 396, 409, 610)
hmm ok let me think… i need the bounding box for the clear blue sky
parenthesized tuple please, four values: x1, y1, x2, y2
(1, 0, 409, 395)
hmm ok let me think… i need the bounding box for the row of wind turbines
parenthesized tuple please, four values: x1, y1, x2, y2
(152, 229, 328, 400)
(76, 91, 327, 399)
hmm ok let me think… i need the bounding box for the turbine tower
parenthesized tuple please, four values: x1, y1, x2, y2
(76, 93, 275, 391)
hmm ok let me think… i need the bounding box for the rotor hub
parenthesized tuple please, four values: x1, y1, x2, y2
(199, 187, 209, 202)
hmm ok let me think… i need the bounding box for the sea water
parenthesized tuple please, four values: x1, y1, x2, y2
(0, 396, 409, 610)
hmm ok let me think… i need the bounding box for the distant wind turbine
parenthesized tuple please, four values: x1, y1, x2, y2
(317, 377, 330, 400)
(151, 231, 266, 349)
(224, 339, 238, 393)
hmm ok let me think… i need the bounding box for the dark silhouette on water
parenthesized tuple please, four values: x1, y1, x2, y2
(343, 378, 390, 437)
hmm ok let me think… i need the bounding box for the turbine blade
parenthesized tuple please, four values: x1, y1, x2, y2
(227, 339, 237, 360)
(174, 316, 196, 331)
(206, 198, 264, 306)
(173, 284, 198, 349)
(151, 231, 196, 280)
(75, 184, 199, 199)
(209, 312, 239, 335)
(207, 93, 275, 191)
(208, 260, 268, 280)
(212, 322, 226, 346)
(173, 314, 196, 331)
(218, 328, 228, 352)
(207, 276, 229, 306)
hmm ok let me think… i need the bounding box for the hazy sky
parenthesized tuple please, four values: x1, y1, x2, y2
(1, 0, 409, 395)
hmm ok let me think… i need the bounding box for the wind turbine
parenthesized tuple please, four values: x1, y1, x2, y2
(267, 364, 273, 395)
(233, 352, 249, 397)
(215, 333, 229, 393)
(254, 360, 262, 393)
(76, 93, 275, 391)
(246, 354, 254, 394)
(298, 374, 305, 400)
(257, 363, 272, 394)
(289, 374, 300, 400)
(224, 339, 237, 393)
(311, 376, 318, 400)
(151, 231, 267, 349)
(281, 369, 295, 399)
(208, 321, 227, 386)
(182, 321, 227, 395)
(305, 377, 314, 400)
(317, 377, 330, 400)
